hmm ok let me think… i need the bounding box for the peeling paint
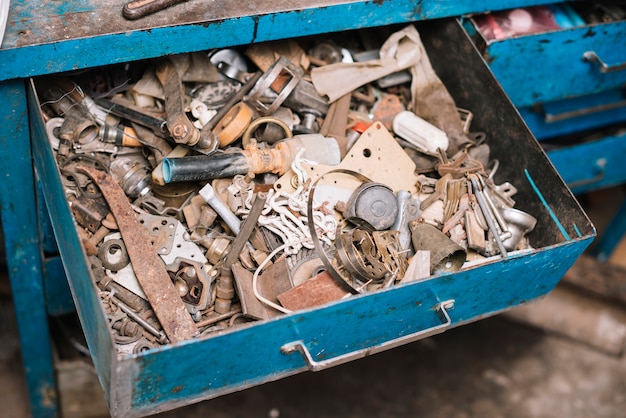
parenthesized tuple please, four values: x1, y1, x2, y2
(40, 385, 58, 408)
(583, 27, 596, 38)
(251, 16, 259, 44)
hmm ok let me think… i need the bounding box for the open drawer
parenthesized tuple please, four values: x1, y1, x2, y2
(28, 19, 594, 418)
(463, 5, 626, 108)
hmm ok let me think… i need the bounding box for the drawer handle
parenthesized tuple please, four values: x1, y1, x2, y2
(281, 299, 454, 372)
(568, 158, 606, 189)
(543, 99, 626, 123)
(583, 51, 626, 74)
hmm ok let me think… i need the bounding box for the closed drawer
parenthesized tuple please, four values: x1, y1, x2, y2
(546, 130, 626, 194)
(519, 87, 626, 140)
(28, 19, 594, 418)
(464, 9, 626, 107)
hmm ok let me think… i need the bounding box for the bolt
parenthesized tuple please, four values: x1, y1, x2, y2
(172, 124, 189, 140)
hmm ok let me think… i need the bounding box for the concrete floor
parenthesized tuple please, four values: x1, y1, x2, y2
(1, 187, 625, 418)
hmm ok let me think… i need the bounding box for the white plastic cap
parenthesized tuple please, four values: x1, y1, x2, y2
(392, 111, 449, 155)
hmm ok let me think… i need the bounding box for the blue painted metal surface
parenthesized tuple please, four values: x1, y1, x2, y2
(470, 19, 626, 107)
(0, 79, 59, 417)
(546, 131, 626, 195)
(518, 88, 626, 141)
(1, 0, 558, 81)
(28, 80, 116, 408)
(123, 238, 591, 418)
(0, 2, 597, 416)
(37, 181, 59, 255)
(27, 17, 595, 417)
(43, 256, 75, 316)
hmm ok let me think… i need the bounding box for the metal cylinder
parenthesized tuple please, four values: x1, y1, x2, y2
(162, 152, 250, 183)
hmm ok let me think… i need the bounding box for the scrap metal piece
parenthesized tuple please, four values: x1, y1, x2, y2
(123, 0, 188, 20)
(277, 271, 349, 311)
(217, 192, 268, 314)
(391, 190, 422, 252)
(95, 98, 168, 138)
(77, 166, 197, 343)
(410, 222, 466, 275)
(155, 59, 219, 154)
(344, 182, 398, 231)
(244, 56, 302, 116)
(232, 263, 284, 320)
(275, 122, 419, 195)
(167, 259, 213, 314)
(98, 238, 130, 271)
(469, 174, 508, 258)
(138, 213, 208, 266)
(287, 250, 326, 287)
(71, 194, 110, 233)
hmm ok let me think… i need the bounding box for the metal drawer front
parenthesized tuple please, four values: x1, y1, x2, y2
(547, 131, 626, 194)
(517, 88, 626, 140)
(465, 18, 626, 107)
(29, 18, 594, 418)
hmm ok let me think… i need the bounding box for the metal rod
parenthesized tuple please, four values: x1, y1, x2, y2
(195, 308, 242, 329)
(224, 192, 268, 267)
(470, 176, 507, 258)
(112, 298, 168, 344)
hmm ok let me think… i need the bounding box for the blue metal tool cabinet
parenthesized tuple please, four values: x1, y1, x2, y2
(0, 1, 596, 417)
(463, 7, 626, 259)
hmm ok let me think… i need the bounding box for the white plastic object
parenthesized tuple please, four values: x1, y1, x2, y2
(392, 111, 449, 155)
(0, 0, 8, 48)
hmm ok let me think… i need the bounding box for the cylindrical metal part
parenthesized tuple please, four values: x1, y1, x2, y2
(162, 152, 251, 183)
(115, 299, 166, 343)
(199, 183, 242, 235)
(344, 182, 398, 230)
(110, 155, 152, 198)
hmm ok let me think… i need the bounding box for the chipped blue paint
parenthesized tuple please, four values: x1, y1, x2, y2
(2, 2, 596, 416)
(0, 80, 59, 417)
(1, 0, 558, 81)
(28, 81, 116, 406)
(479, 20, 626, 107)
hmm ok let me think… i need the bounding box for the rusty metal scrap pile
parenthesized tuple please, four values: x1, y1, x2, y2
(38, 25, 537, 351)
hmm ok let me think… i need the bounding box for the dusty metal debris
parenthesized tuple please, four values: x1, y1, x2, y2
(38, 24, 539, 351)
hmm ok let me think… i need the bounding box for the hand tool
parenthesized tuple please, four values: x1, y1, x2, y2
(123, 0, 188, 20)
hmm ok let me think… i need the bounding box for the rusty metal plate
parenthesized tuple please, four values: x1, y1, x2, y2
(77, 166, 198, 343)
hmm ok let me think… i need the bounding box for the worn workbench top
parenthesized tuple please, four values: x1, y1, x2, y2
(0, 0, 555, 81)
